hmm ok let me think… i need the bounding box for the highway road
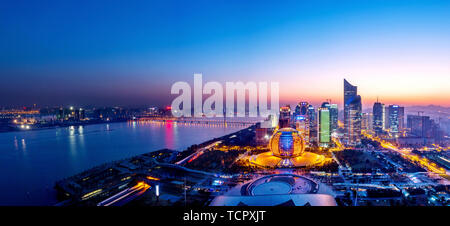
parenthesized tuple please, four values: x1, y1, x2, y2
(97, 182, 150, 206)
(175, 141, 222, 165)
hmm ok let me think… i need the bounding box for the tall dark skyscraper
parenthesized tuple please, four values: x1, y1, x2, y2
(406, 114, 444, 145)
(373, 101, 385, 134)
(344, 79, 357, 138)
(398, 106, 405, 131)
(343, 79, 362, 145)
(407, 115, 433, 137)
(348, 95, 362, 145)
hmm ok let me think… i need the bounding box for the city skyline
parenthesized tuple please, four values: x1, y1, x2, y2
(1, 0, 450, 211)
(2, 77, 449, 110)
(1, 1, 450, 107)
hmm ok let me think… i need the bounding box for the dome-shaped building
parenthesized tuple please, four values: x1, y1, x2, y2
(248, 128, 327, 168)
(269, 128, 305, 158)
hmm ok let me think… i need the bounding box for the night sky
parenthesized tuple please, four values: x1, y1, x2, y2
(1, 0, 449, 107)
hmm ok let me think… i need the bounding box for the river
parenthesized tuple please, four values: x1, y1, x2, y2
(0, 121, 244, 205)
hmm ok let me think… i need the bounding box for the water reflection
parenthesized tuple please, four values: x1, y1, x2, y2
(164, 122, 175, 150)
(0, 121, 244, 205)
(21, 138, 26, 152)
(69, 127, 77, 157)
(14, 136, 18, 151)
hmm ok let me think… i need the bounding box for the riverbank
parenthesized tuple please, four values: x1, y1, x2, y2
(0, 121, 246, 205)
(0, 119, 129, 134)
(53, 125, 254, 206)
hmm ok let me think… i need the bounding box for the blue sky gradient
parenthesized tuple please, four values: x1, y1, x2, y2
(1, 0, 449, 107)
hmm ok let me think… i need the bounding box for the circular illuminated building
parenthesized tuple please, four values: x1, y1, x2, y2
(249, 128, 326, 168)
(270, 128, 305, 158)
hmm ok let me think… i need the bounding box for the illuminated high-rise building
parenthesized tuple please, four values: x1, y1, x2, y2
(279, 105, 291, 128)
(343, 79, 361, 145)
(372, 101, 384, 134)
(294, 102, 309, 116)
(321, 102, 330, 109)
(362, 112, 373, 131)
(320, 101, 338, 135)
(293, 102, 310, 142)
(386, 105, 404, 135)
(318, 107, 331, 146)
(307, 105, 317, 145)
(255, 123, 270, 145)
(329, 104, 338, 134)
(294, 115, 308, 138)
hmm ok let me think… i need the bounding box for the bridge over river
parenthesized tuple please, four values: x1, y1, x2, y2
(136, 116, 264, 126)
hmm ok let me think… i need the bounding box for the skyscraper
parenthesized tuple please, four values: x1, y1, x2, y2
(362, 112, 373, 131)
(406, 114, 443, 145)
(344, 79, 361, 145)
(279, 105, 291, 128)
(386, 105, 404, 135)
(320, 102, 338, 134)
(329, 104, 338, 134)
(255, 123, 270, 145)
(307, 104, 317, 145)
(318, 102, 338, 137)
(294, 102, 309, 116)
(398, 106, 404, 132)
(321, 101, 330, 109)
(295, 115, 308, 138)
(407, 115, 433, 138)
(384, 105, 389, 130)
(318, 107, 331, 146)
(348, 96, 362, 145)
(372, 101, 384, 134)
(294, 102, 309, 140)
